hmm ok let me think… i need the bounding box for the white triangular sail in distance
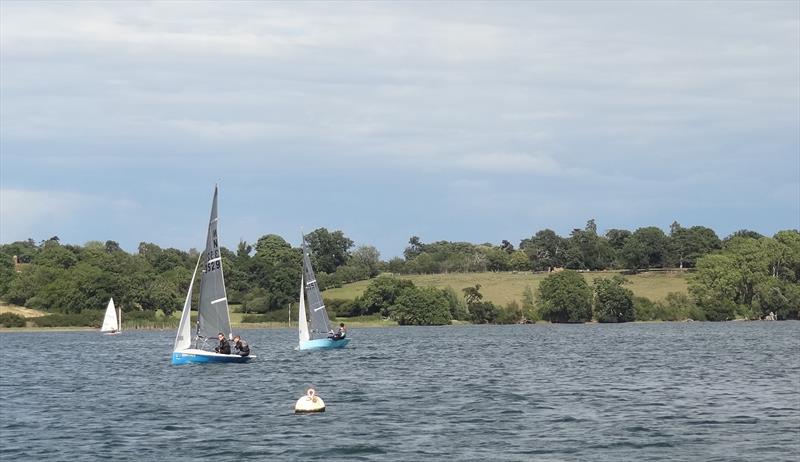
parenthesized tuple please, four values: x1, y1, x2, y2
(100, 298, 118, 332)
(175, 255, 202, 352)
(298, 275, 310, 343)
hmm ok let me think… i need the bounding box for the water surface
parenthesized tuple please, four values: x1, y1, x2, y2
(1, 322, 798, 461)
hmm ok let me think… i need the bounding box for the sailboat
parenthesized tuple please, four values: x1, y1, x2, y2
(297, 235, 350, 350)
(171, 186, 253, 365)
(100, 298, 121, 335)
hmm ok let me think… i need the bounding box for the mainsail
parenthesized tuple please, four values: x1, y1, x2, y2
(302, 236, 332, 338)
(100, 298, 118, 332)
(196, 186, 232, 340)
(298, 275, 310, 342)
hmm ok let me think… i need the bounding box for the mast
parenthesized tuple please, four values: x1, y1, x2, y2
(196, 185, 233, 343)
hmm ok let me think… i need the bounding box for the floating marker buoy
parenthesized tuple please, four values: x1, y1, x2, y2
(294, 388, 326, 414)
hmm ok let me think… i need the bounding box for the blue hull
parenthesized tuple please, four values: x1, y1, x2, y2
(171, 349, 254, 365)
(298, 338, 350, 351)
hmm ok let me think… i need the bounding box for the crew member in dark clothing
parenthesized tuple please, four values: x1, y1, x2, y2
(214, 332, 231, 354)
(330, 323, 347, 341)
(232, 335, 250, 357)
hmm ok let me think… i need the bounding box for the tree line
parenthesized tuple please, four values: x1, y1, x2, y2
(0, 222, 797, 326)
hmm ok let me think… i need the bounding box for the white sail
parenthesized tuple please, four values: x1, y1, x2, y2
(298, 275, 310, 343)
(174, 255, 202, 352)
(100, 298, 118, 332)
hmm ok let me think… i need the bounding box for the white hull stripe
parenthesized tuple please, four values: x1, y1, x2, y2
(211, 297, 227, 305)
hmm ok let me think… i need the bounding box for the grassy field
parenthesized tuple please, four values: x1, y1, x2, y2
(323, 270, 689, 306)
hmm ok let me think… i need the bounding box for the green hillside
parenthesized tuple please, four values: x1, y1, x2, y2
(323, 270, 689, 306)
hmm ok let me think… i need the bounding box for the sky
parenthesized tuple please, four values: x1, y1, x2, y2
(1, 1, 798, 257)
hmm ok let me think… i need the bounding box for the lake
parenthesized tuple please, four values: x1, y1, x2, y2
(1, 322, 798, 461)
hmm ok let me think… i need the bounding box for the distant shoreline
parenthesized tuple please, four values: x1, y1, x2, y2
(2, 318, 792, 333)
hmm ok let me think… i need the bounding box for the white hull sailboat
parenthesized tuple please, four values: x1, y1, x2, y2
(100, 298, 121, 335)
(171, 185, 254, 365)
(297, 234, 350, 350)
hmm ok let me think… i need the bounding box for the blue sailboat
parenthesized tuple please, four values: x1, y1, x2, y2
(297, 235, 350, 350)
(171, 186, 254, 365)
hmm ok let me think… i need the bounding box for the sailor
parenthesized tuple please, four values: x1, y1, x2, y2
(214, 332, 231, 354)
(232, 335, 250, 357)
(329, 323, 346, 341)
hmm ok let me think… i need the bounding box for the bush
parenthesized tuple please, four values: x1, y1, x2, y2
(469, 301, 499, 324)
(495, 301, 523, 324)
(633, 296, 658, 321)
(0, 313, 26, 327)
(538, 270, 592, 323)
(392, 286, 452, 326)
(702, 299, 737, 322)
(593, 276, 635, 323)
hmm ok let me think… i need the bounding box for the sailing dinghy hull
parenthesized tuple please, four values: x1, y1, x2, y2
(171, 349, 254, 365)
(298, 338, 350, 351)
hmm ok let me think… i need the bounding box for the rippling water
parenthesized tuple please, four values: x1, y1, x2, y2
(1, 323, 798, 461)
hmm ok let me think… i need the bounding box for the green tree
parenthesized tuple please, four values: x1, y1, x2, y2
(305, 228, 354, 274)
(509, 250, 531, 271)
(350, 245, 381, 278)
(358, 276, 415, 316)
(442, 286, 469, 320)
(521, 286, 539, 321)
(520, 229, 567, 271)
(251, 234, 302, 311)
(564, 220, 613, 270)
(537, 270, 592, 323)
(723, 229, 764, 245)
(0, 252, 15, 296)
(34, 241, 78, 269)
(468, 301, 499, 324)
(403, 236, 425, 260)
(392, 286, 452, 325)
(668, 224, 721, 268)
(621, 227, 668, 269)
(481, 246, 511, 271)
(593, 275, 635, 322)
(462, 284, 483, 305)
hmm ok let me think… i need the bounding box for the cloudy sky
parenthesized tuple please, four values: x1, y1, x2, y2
(1, 1, 798, 256)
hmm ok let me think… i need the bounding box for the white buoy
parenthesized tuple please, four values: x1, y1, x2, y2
(294, 388, 326, 414)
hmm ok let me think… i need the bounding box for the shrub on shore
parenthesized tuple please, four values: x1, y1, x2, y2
(0, 312, 26, 327)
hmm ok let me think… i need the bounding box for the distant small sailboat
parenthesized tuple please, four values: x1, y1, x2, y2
(100, 298, 121, 335)
(297, 235, 350, 350)
(171, 185, 254, 365)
